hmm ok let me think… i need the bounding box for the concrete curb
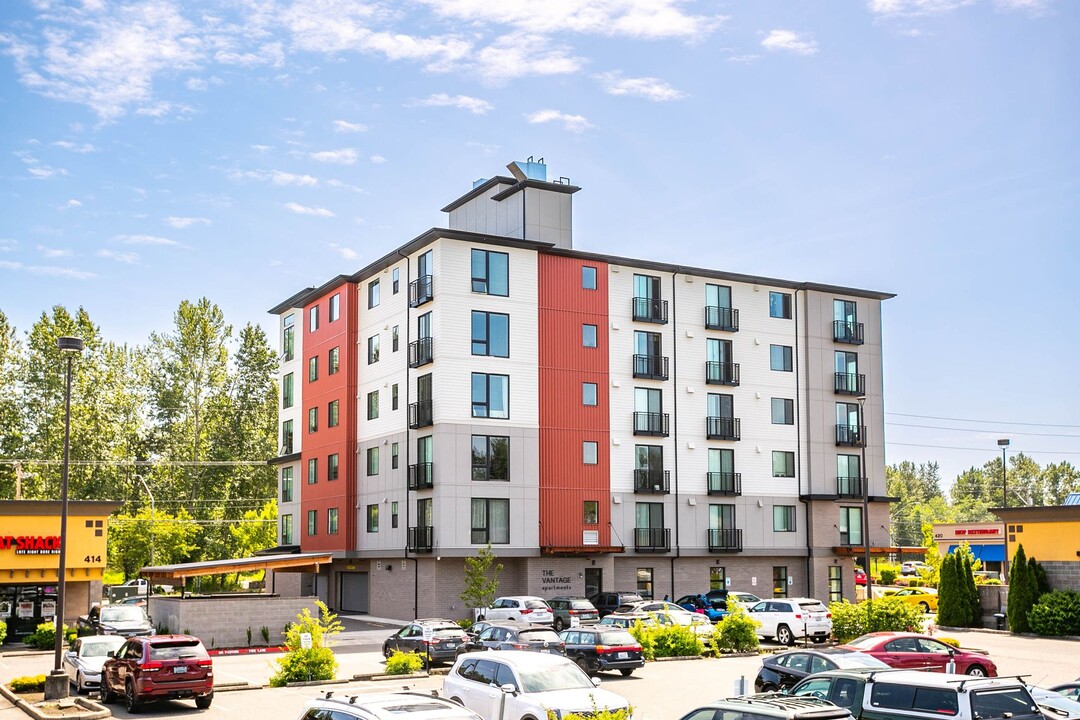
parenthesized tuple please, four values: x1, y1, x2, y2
(937, 626, 1080, 642)
(352, 672, 431, 682)
(0, 684, 109, 720)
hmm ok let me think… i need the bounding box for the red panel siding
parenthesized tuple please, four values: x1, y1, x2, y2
(538, 254, 611, 549)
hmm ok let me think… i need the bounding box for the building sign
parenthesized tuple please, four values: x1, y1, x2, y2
(956, 528, 1000, 536)
(540, 569, 573, 593)
(0, 535, 62, 554)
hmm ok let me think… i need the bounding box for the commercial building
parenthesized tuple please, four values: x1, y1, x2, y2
(268, 159, 894, 621)
(932, 522, 1007, 577)
(993, 497, 1080, 591)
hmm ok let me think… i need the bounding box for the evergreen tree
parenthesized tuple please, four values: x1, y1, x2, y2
(1007, 544, 1035, 633)
(1028, 556, 1051, 597)
(962, 554, 981, 627)
(937, 553, 961, 626)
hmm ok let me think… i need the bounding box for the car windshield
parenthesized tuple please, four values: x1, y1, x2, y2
(149, 641, 205, 661)
(81, 639, 124, 658)
(831, 652, 890, 669)
(434, 628, 465, 637)
(599, 631, 636, 646)
(100, 606, 146, 623)
(798, 601, 829, 613)
(525, 600, 550, 610)
(570, 600, 594, 610)
(520, 629, 561, 643)
(517, 663, 594, 693)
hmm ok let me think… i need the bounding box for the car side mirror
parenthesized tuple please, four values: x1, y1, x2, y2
(591, 677, 601, 688)
(500, 684, 517, 695)
(107, 651, 115, 657)
(66, 651, 76, 659)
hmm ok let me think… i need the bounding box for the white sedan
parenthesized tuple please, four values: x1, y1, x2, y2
(63, 635, 126, 693)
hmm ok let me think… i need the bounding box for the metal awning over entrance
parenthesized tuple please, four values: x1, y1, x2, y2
(139, 552, 333, 593)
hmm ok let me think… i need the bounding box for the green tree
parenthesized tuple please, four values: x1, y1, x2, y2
(461, 545, 503, 616)
(229, 500, 278, 558)
(1041, 462, 1080, 506)
(108, 507, 200, 577)
(0, 311, 23, 498)
(936, 553, 962, 626)
(1007, 544, 1036, 633)
(961, 553, 981, 627)
(1028, 556, 1050, 597)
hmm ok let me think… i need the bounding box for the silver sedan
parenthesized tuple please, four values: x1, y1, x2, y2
(63, 635, 126, 693)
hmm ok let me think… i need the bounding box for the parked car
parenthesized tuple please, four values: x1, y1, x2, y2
(465, 620, 497, 638)
(456, 621, 566, 656)
(476, 596, 554, 625)
(115, 596, 147, 608)
(615, 599, 694, 618)
(790, 668, 1040, 720)
(901, 561, 932, 576)
(100, 634, 213, 712)
(674, 594, 728, 622)
(1030, 686, 1080, 720)
(62, 635, 126, 693)
(880, 587, 938, 613)
(747, 598, 832, 646)
(77, 604, 155, 638)
(443, 651, 631, 720)
(1051, 683, 1080, 701)
(706, 588, 761, 607)
(855, 568, 867, 587)
(559, 626, 644, 676)
(547, 596, 599, 631)
(840, 632, 996, 676)
(105, 578, 173, 604)
(294, 691, 485, 720)
(382, 619, 469, 664)
(676, 693, 854, 720)
(754, 647, 889, 692)
(589, 591, 644, 618)
(597, 612, 672, 629)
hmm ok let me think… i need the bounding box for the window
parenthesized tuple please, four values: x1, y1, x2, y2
(367, 447, 379, 476)
(308, 407, 318, 433)
(368, 280, 380, 308)
(392, 267, 400, 294)
(471, 311, 510, 357)
(308, 356, 317, 382)
(636, 567, 654, 600)
(327, 453, 339, 481)
(710, 566, 726, 592)
(392, 325, 399, 352)
(471, 435, 509, 481)
(282, 420, 293, 454)
(392, 383, 399, 411)
(309, 305, 319, 332)
(770, 344, 793, 372)
(280, 514, 293, 544)
(367, 505, 379, 532)
(582, 382, 598, 406)
(471, 249, 509, 296)
(471, 373, 509, 418)
(307, 458, 317, 484)
(705, 283, 734, 329)
(773, 505, 796, 532)
(391, 442, 399, 469)
(584, 501, 598, 525)
(471, 498, 510, 544)
(769, 291, 792, 319)
(771, 398, 794, 425)
(828, 566, 842, 604)
(367, 390, 379, 420)
(583, 441, 598, 465)
(368, 334, 380, 364)
(773, 566, 789, 597)
(329, 293, 340, 322)
(772, 451, 795, 478)
(282, 315, 295, 361)
(710, 503, 735, 532)
(391, 501, 398, 529)
(328, 400, 339, 427)
(281, 467, 293, 502)
(839, 507, 863, 545)
(582, 265, 597, 290)
(582, 324, 597, 348)
(328, 508, 339, 534)
(282, 373, 294, 409)
(329, 347, 339, 375)
(307, 509, 317, 536)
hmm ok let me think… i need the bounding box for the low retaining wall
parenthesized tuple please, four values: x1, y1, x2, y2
(149, 595, 318, 649)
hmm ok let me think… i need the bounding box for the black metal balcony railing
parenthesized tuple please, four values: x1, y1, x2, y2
(708, 528, 743, 552)
(633, 411, 670, 437)
(633, 469, 670, 494)
(834, 372, 866, 396)
(409, 337, 434, 368)
(634, 527, 670, 553)
(409, 274, 434, 308)
(409, 400, 433, 429)
(707, 472, 742, 496)
(837, 475, 864, 498)
(408, 462, 434, 490)
(408, 525, 434, 553)
(705, 306, 739, 332)
(633, 354, 669, 380)
(834, 320, 864, 345)
(839, 530, 863, 548)
(705, 361, 740, 386)
(836, 424, 866, 447)
(706, 416, 741, 441)
(632, 297, 668, 324)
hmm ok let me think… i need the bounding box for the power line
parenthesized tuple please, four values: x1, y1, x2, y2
(886, 412, 1080, 429)
(887, 422, 1080, 439)
(887, 441, 1080, 456)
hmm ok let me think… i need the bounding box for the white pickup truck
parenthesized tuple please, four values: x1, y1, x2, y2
(105, 578, 173, 603)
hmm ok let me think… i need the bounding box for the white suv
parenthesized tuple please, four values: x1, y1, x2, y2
(476, 596, 554, 625)
(748, 597, 832, 645)
(295, 691, 484, 720)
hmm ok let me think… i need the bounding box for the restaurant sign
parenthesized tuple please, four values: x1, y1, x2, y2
(0, 535, 62, 554)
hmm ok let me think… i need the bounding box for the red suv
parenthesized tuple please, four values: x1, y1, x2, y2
(101, 634, 214, 712)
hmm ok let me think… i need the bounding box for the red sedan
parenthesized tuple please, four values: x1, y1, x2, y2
(840, 632, 996, 676)
(854, 568, 867, 586)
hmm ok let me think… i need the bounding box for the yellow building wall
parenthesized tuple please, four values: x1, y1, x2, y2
(1010, 521, 1080, 562)
(1, 513, 108, 583)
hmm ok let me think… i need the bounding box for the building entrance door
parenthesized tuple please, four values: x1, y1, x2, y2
(584, 568, 602, 600)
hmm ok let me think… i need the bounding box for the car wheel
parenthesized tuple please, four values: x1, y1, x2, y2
(476, 615, 485, 622)
(575, 656, 593, 675)
(384, 645, 395, 659)
(100, 680, 117, 704)
(776, 625, 794, 646)
(760, 683, 778, 693)
(554, 617, 565, 632)
(195, 692, 213, 709)
(620, 669, 634, 677)
(125, 680, 141, 714)
(966, 665, 988, 677)
(919, 602, 931, 613)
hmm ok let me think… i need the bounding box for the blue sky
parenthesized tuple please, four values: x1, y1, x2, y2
(2, 0, 1077, 488)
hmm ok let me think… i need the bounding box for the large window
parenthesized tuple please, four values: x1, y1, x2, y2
(769, 291, 792, 319)
(392, 267, 400, 294)
(308, 458, 317, 484)
(471, 498, 510, 544)
(368, 280, 380, 309)
(328, 400, 339, 427)
(282, 420, 293, 454)
(328, 508, 339, 534)
(582, 265, 597, 290)
(773, 505, 796, 532)
(471, 249, 509, 296)
(828, 566, 842, 604)
(307, 509, 317, 536)
(392, 325, 399, 352)
(471, 373, 509, 418)
(327, 453, 339, 481)
(391, 502, 398, 529)
(582, 324, 598, 348)
(710, 566, 726, 592)
(772, 450, 795, 478)
(281, 514, 293, 544)
(636, 567, 654, 600)
(584, 501, 598, 525)
(282, 315, 295, 361)
(308, 407, 318, 433)
(366, 447, 379, 476)
(308, 356, 318, 382)
(368, 334, 380, 364)
(329, 347, 339, 375)
(329, 293, 340, 322)
(392, 383, 399, 411)
(583, 441, 598, 465)
(367, 390, 379, 420)
(309, 305, 319, 332)
(367, 505, 379, 532)
(839, 507, 863, 545)
(771, 398, 794, 425)
(281, 467, 293, 502)
(471, 435, 509, 481)
(282, 373, 294, 408)
(391, 442, 399, 469)
(472, 311, 510, 357)
(770, 344, 793, 372)
(582, 382, 598, 406)
(773, 566, 789, 597)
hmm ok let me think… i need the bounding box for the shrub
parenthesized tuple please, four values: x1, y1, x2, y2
(879, 568, 898, 586)
(1029, 557, 1051, 597)
(829, 597, 925, 643)
(937, 553, 965, 627)
(937, 637, 960, 648)
(711, 597, 760, 653)
(0, 619, 7, 645)
(1008, 544, 1037, 634)
(261, 626, 271, 644)
(385, 650, 426, 675)
(9, 675, 46, 693)
(627, 620, 656, 660)
(1027, 591, 1080, 637)
(558, 707, 633, 720)
(457, 619, 473, 630)
(625, 616, 701, 659)
(268, 600, 343, 686)
(24, 621, 70, 650)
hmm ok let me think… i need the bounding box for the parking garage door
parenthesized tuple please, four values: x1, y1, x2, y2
(339, 572, 369, 613)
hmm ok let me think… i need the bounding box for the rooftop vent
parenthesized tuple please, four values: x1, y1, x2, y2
(507, 156, 547, 182)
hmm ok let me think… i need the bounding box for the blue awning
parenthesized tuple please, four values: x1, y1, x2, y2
(946, 544, 1005, 562)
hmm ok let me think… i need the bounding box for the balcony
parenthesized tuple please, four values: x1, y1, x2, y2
(834, 320, 864, 345)
(409, 400, 433, 429)
(633, 411, 670, 437)
(705, 361, 740, 386)
(634, 527, 670, 553)
(409, 337, 434, 368)
(409, 274, 434, 308)
(408, 525, 434, 553)
(837, 475, 864, 499)
(633, 354, 669, 380)
(706, 416, 741, 441)
(707, 472, 742, 496)
(632, 297, 668, 324)
(705, 306, 739, 332)
(408, 462, 434, 490)
(834, 372, 866, 396)
(836, 424, 866, 447)
(633, 469, 670, 494)
(708, 528, 743, 552)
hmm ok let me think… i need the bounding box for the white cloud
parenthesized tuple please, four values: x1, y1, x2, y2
(37, 245, 72, 258)
(525, 109, 593, 133)
(0, 259, 95, 280)
(471, 33, 582, 82)
(309, 148, 359, 164)
(52, 140, 97, 153)
(284, 202, 335, 217)
(65, 199, 83, 208)
(251, 144, 274, 153)
(115, 234, 178, 246)
(761, 29, 819, 55)
(229, 169, 319, 186)
(28, 165, 68, 179)
(214, 42, 285, 67)
(0, 240, 18, 252)
(329, 243, 358, 260)
(134, 100, 194, 119)
(333, 120, 368, 133)
(415, 93, 494, 114)
(369, 155, 386, 164)
(867, 0, 974, 16)
(164, 216, 210, 229)
(993, 0, 1052, 13)
(594, 72, 686, 101)
(97, 248, 140, 264)
(325, 179, 367, 193)
(466, 141, 500, 155)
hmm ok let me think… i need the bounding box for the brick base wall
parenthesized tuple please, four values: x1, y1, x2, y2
(148, 595, 318, 648)
(1043, 561, 1080, 592)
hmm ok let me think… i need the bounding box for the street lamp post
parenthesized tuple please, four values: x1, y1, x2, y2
(998, 438, 1010, 582)
(858, 396, 872, 615)
(134, 473, 156, 566)
(45, 336, 83, 701)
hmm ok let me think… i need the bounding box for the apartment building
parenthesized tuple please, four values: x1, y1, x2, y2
(268, 159, 894, 621)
